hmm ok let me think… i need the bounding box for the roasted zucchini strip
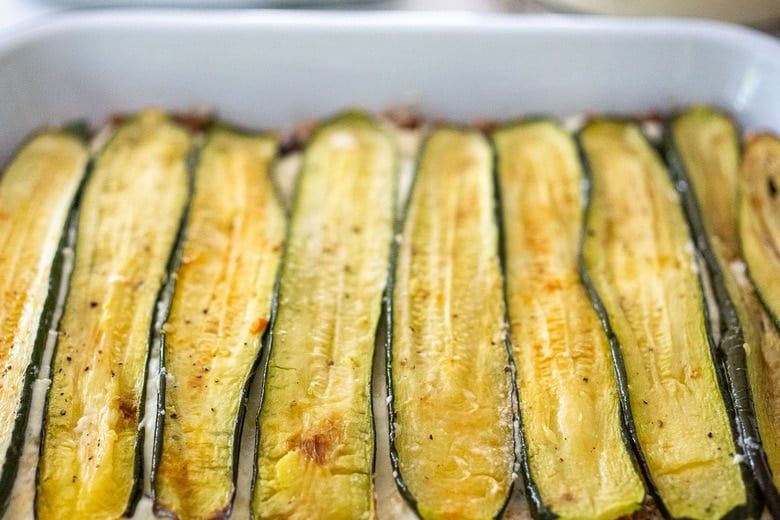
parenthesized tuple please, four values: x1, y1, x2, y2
(153, 127, 285, 519)
(579, 120, 749, 519)
(389, 127, 515, 520)
(252, 113, 396, 519)
(740, 134, 780, 329)
(37, 110, 191, 519)
(0, 129, 88, 514)
(494, 120, 644, 520)
(667, 106, 774, 514)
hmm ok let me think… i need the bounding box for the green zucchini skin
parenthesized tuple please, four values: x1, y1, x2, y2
(134, 124, 197, 520)
(489, 121, 550, 520)
(251, 112, 396, 519)
(575, 121, 659, 518)
(152, 125, 286, 520)
(142, 154, 195, 520)
(36, 111, 193, 519)
(386, 126, 517, 520)
(0, 127, 89, 516)
(148, 145, 196, 519)
(493, 118, 644, 520)
(664, 108, 772, 517)
(577, 118, 755, 520)
(384, 128, 421, 516)
(739, 134, 780, 331)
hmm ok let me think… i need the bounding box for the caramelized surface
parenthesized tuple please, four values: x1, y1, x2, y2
(672, 108, 780, 495)
(494, 121, 644, 519)
(391, 128, 514, 520)
(0, 131, 87, 504)
(38, 110, 190, 519)
(581, 120, 746, 519)
(253, 114, 396, 519)
(154, 128, 285, 519)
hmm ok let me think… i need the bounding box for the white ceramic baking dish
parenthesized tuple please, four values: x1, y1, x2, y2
(1, 11, 779, 520)
(1, 11, 780, 165)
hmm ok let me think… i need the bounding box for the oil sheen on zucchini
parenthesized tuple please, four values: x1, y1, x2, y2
(0, 129, 88, 514)
(37, 110, 191, 519)
(493, 120, 644, 520)
(252, 113, 396, 519)
(153, 127, 286, 519)
(667, 106, 776, 513)
(740, 134, 780, 329)
(580, 120, 748, 519)
(389, 127, 514, 520)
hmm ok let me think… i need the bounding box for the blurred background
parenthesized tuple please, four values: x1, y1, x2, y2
(2, 0, 780, 34)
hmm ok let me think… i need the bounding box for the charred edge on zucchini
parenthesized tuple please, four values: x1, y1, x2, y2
(740, 134, 780, 331)
(665, 106, 769, 516)
(578, 119, 750, 520)
(493, 119, 645, 520)
(0, 128, 89, 515)
(387, 126, 515, 520)
(152, 126, 286, 520)
(36, 110, 192, 520)
(251, 112, 396, 520)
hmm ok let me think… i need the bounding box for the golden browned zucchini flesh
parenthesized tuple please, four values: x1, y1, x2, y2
(669, 106, 777, 512)
(580, 120, 749, 519)
(0, 129, 88, 513)
(740, 134, 780, 329)
(494, 120, 644, 520)
(37, 110, 191, 519)
(252, 113, 396, 519)
(389, 127, 514, 520)
(153, 127, 286, 519)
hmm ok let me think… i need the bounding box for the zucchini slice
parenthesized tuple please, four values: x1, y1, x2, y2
(0, 129, 88, 514)
(493, 120, 645, 520)
(37, 110, 191, 519)
(388, 127, 515, 520)
(740, 133, 780, 329)
(153, 127, 286, 519)
(667, 106, 775, 514)
(579, 119, 750, 519)
(252, 113, 396, 519)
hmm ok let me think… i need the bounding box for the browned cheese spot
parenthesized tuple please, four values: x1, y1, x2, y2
(286, 417, 345, 465)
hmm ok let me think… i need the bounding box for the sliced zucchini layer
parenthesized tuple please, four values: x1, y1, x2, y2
(252, 113, 396, 519)
(668, 106, 776, 512)
(37, 110, 191, 519)
(0, 129, 88, 513)
(494, 120, 644, 520)
(740, 134, 780, 329)
(580, 120, 748, 519)
(389, 127, 514, 520)
(668, 107, 741, 262)
(153, 127, 285, 519)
